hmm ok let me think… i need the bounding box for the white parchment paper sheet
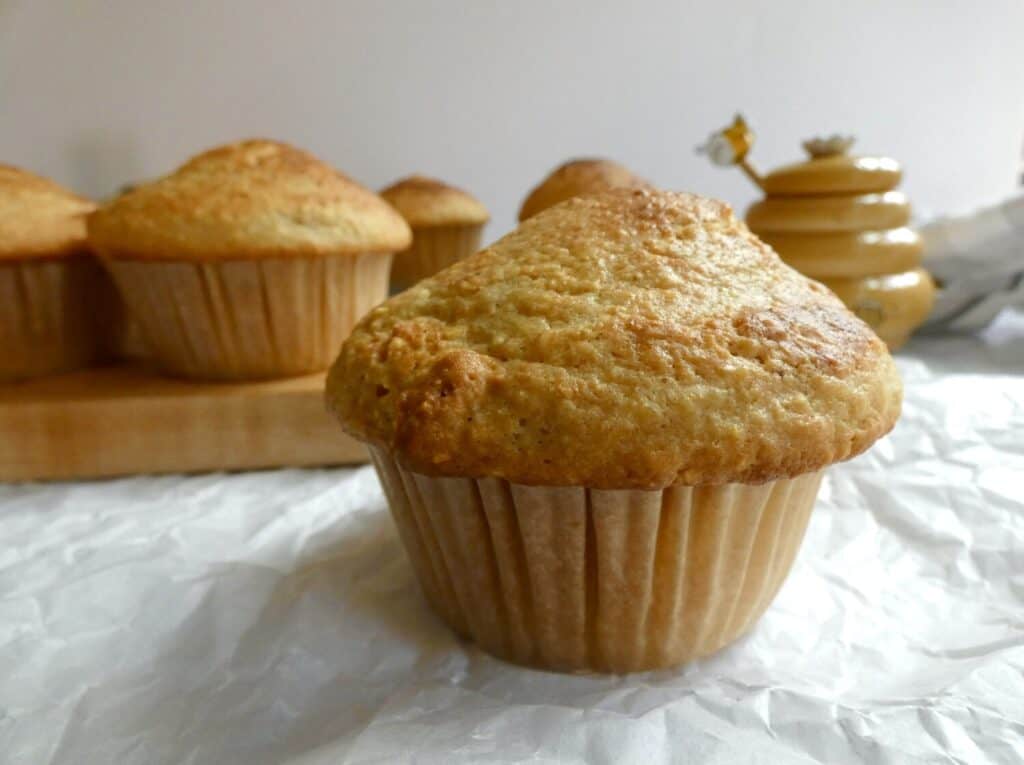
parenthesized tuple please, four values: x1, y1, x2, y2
(2, 312, 1023, 765)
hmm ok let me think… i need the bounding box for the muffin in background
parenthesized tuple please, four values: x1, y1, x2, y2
(518, 157, 650, 221)
(380, 175, 489, 292)
(0, 165, 108, 382)
(327, 188, 902, 673)
(88, 139, 411, 381)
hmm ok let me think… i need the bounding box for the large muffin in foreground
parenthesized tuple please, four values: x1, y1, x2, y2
(0, 166, 106, 381)
(380, 175, 489, 292)
(518, 157, 650, 221)
(326, 189, 902, 673)
(88, 139, 411, 380)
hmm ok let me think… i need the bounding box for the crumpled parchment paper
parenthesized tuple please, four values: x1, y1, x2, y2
(2, 312, 1023, 765)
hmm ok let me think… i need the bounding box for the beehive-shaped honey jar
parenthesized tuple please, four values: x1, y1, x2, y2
(701, 116, 935, 349)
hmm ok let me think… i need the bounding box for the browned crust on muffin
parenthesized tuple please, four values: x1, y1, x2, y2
(518, 158, 651, 221)
(87, 139, 411, 261)
(380, 175, 489, 228)
(0, 165, 95, 260)
(327, 189, 902, 489)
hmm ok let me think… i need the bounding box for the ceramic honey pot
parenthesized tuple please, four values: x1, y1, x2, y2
(700, 115, 935, 349)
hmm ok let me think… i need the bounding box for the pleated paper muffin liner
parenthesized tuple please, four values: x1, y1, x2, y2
(390, 224, 484, 292)
(112, 311, 149, 362)
(370, 445, 824, 673)
(104, 252, 392, 381)
(0, 258, 105, 382)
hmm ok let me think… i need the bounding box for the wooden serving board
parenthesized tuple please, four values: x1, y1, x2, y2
(0, 365, 367, 482)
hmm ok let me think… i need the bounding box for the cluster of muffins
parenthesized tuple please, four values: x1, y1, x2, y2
(3, 144, 903, 674)
(0, 141, 492, 383)
(0, 146, 653, 384)
(327, 187, 902, 673)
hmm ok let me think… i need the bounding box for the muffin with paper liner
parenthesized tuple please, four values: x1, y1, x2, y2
(326, 188, 902, 673)
(0, 165, 110, 381)
(380, 175, 489, 292)
(88, 139, 411, 380)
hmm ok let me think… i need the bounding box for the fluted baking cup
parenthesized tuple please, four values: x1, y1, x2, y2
(370, 446, 824, 673)
(104, 252, 392, 380)
(0, 258, 105, 382)
(390, 225, 483, 292)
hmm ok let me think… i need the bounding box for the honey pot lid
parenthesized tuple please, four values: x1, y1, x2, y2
(762, 136, 902, 197)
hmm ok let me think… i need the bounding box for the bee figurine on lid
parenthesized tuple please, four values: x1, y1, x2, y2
(700, 115, 935, 350)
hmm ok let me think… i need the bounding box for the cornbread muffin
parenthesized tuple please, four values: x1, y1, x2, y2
(380, 175, 489, 291)
(326, 188, 902, 672)
(0, 165, 107, 381)
(88, 139, 411, 380)
(518, 158, 650, 221)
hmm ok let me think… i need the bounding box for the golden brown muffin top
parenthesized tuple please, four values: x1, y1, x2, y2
(380, 175, 489, 228)
(87, 139, 411, 261)
(0, 165, 95, 259)
(518, 158, 651, 221)
(327, 189, 902, 489)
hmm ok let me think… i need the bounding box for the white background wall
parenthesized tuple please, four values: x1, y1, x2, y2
(2, 0, 1023, 238)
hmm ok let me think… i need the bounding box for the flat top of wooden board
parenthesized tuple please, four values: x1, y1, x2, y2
(0, 364, 366, 481)
(0, 364, 328, 403)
